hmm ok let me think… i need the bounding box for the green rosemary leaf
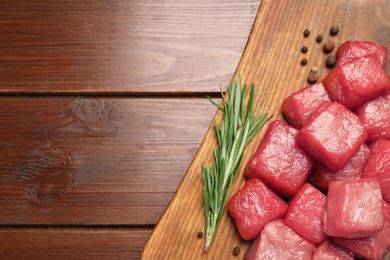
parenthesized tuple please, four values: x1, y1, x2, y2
(246, 84, 256, 117)
(207, 96, 223, 111)
(202, 77, 271, 252)
(240, 84, 247, 123)
(232, 79, 240, 133)
(246, 113, 273, 145)
(213, 120, 222, 147)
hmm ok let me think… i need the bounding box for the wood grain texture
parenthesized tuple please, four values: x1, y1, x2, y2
(143, 0, 390, 258)
(0, 0, 259, 94)
(0, 228, 151, 259)
(0, 97, 218, 225)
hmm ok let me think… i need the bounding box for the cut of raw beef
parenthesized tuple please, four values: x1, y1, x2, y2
(227, 178, 287, 240)
(324, 179, 384, 238)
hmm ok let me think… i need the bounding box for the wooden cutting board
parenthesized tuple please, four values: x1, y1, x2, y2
(142, 0, 390, 259)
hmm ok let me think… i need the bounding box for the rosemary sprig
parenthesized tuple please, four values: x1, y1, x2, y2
(202, 76, 271, 252)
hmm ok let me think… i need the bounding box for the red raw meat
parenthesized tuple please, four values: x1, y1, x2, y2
(323, 55, 390, 110)
(244, 120, 313, 197)
(355, 91, 390, 143)
(312, 241, 354, 260)
(332, 201, 390, 260)
(284, 183, 327, 244)
(227, 178, 287, 240)
(297, 102, 367, 172)
(309, 144, 370, 191)
(282, 82, 330, 129)
(244, 219, 315, 260)
(324, 179, 384, 238)
(362, 139, 390, 203)
(336, 40, 388, 68)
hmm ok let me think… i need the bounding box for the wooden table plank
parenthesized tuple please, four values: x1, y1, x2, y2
(143, 0, 390, 258)
(0, 97, 218, 225)
(0, 228, 151, 259)
(0, 0, 259, 94)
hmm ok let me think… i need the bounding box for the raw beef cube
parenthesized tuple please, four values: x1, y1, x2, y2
(227, 178, 287, 240)
(323, 55, 390, 110)
(284, 183, 327, 244)
(244, 219, 315, 260)
(362, 139, 390, 203)
(312, 241, 354, 260)
(332, 201, 390, 260)
(324, 179, 384, 238)
(309, 144, 370, 191)
(297, 102, 367, 172)
(355, 92, 390, 143)
(244, 120, 313, 197)
(282, 82, 330, 129)
(336, 40, 388, 67)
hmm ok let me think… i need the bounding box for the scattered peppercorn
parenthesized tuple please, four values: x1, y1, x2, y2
(197, 231, 203, 239)
(316, 34, 323, 43)
(330, 26, 339, 36)
(310, 66, 318, 73)
(232, 247, 241, 256)
(301, 59, 308, 66)
(308, 72, 319, 84)
(323, 41, 335, 53)
(303, 29, 310, 37)
(326, 55, 336, 68)
(301, 46, 308, 53)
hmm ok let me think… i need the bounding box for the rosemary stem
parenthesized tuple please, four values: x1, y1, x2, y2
(222, 125, 242, 189)
(202, 78, 271, 252)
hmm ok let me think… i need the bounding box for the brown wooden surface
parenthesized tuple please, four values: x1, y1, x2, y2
(143, 0, 390, 259)
(0, 0, 259, 94)
(0, 228, 151, 260)
(0, 0, 257, 259)
(0, 98, 217, 225)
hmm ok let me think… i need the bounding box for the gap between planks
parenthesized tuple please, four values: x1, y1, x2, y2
(0, 224, 155, 229)
(0, 91, 224, 99)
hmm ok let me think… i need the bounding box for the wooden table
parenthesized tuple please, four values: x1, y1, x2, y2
(0, 0, 259, 259)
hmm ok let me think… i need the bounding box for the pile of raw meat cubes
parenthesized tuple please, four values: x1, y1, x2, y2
(227, 41, 390, 259)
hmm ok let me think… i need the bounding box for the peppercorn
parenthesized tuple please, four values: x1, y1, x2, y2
(330, 26, 339, 36)
(301, 59, 308, 66)
(197, 231, 203, 239)
(232, 247, 241, 256)
(308, 72, 319, 84)
(323, 41, 335, 53)
(326, 55, 336, 68)
(303, 29, 310, 37)
(301, 46, 308, 53)
(316, 34, 323, 43)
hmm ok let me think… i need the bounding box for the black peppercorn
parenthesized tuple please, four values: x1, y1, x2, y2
(326, 55, 336, 68)
(301, 59, 308, 66)
(330, 26, 339, 36)
(301, 46, 308, 53)
(323, 41, 335, 53)
(316, 34, 323, 43)
(303, 29, 310, 37)
(232, 247, 241, 256)
(197, 231, 203, 239)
